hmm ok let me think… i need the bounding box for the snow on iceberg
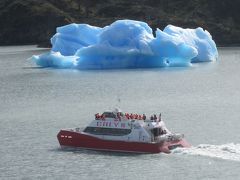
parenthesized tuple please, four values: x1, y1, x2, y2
(31, 20, 218, 69)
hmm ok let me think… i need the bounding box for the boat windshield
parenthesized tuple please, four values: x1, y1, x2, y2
(151, 127, 166, 137)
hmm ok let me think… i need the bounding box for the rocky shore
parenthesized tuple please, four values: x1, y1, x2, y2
(1, 0, 239, 47)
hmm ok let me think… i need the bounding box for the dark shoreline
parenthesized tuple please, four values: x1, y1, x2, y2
(1, 0, 240, 47)
(0, 44, 239, 49)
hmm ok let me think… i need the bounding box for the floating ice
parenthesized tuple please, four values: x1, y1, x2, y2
(32, 51, 77, 68)
(31, 20, 218, 69)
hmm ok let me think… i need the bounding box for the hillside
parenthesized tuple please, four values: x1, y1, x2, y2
(0, 0, 240, 46)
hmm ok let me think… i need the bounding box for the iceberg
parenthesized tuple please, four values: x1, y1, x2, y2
(31, 20, 218, 69)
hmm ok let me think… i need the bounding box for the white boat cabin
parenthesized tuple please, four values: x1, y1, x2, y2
(82, 108, 173, 143)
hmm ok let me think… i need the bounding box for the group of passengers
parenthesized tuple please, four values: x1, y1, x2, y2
(95, 113, 105, 120)
(124, 113, 146, 120)
(150, 114, 161, 121)
(123, 113, 161, 122)
(95, 112, 162, 122)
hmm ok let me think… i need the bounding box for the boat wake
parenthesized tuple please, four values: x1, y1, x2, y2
(172, 143, 240, 162)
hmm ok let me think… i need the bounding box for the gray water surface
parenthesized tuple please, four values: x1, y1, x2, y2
(0, 46, 240, 180)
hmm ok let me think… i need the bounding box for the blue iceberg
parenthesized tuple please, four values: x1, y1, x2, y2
(32, 20, 218, 69)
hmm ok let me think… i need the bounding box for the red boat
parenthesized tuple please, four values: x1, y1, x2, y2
(57, 108, 190, 153)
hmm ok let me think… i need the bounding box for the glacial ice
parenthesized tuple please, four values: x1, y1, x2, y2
(32, 20, 218, 69)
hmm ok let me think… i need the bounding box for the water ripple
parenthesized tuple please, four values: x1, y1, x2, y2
(172, 143, 240, 162)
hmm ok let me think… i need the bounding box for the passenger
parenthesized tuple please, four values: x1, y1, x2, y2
(135, 114, 138, 119)
(159, 113, 162, 122)
(150, 115, 154, 120)
(95, 113, 100, 120)
(130, 113, 133, 119)
(139, 115, 142, 120)
(153, 114, 157, 121)
(117, 112, 121, 121)
(102, 114, 105, 120)
(143, 114, 146, 120)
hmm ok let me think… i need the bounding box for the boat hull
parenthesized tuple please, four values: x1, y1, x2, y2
(57, 130, 190, 154)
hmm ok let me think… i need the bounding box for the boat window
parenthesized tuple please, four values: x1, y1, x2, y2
(151, 128, 165, 136)
(83, 127, 131, 136)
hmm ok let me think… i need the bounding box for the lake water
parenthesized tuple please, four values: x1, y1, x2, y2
(0, 46, 240, 179)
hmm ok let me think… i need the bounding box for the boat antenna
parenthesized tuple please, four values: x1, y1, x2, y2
(116, 97, 121, 108)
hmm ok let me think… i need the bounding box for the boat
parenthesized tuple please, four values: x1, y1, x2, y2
(57, 108, 190, 153)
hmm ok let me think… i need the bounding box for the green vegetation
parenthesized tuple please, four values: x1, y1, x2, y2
(0, 0, 239, 46)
